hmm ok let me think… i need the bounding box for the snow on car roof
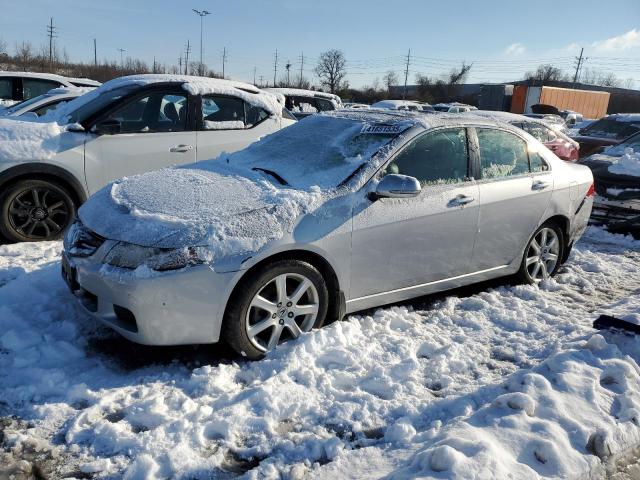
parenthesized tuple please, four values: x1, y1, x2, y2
(471, 110, 550, 125)
(370, 99, 422, 109)
(264, 87, 342, 103)
(92, 74, 283, 116)
(0, 71, 70, 82)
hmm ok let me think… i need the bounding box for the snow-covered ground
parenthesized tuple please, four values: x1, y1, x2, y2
(1, 227, 639, 479)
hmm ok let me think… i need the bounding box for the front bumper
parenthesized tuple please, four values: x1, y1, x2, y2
(62, 252, 237, 345)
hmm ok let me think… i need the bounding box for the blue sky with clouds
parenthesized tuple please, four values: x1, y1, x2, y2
(2, 0, 639, 88)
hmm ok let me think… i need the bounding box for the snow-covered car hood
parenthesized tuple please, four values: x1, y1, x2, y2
(78, 162, 326, 257)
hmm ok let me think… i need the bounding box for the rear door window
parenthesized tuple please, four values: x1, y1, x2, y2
(22, 79, 64, 100)
(316, 98, 336, 111)
(201, 95, 246, 129)
(477, 128, 530, 179)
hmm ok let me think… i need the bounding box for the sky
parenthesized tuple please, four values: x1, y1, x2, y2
(1, 0, 639, 89)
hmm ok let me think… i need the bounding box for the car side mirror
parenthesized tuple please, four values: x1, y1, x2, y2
(93, 119, 121, 135)
(370, 174, 421, 200)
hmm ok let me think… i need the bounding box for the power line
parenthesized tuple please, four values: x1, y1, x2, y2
(184, 40, 191, 75)
(402, 48, 411, 99)
(222, 46, 227, 78)
(273, 49, 278, 87)
(117, 48, 126, 67)
(46, 17, 58, 70)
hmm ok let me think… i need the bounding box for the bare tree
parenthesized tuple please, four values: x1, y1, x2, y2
(581, 68, 621, 88)
(526, 64, 567, 84)
(14, 42, 33, 70)
(314, 49, 347, 94)
(383, 70, 398, 95)
(415, 73, 432, 101)
(0, 37, 7, 59)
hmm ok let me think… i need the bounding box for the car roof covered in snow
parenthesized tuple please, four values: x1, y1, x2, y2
(471, 110, 551, 125)
(264, 87, 342, 103)
(94, 74, 283, 116)
(327, 108, 514, 132)
(370, 99, 422, 109)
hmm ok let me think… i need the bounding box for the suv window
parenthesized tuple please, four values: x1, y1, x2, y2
(0, 79, 13, 100)
(385, 128, 469, 185)
(287, 96, 318, 113)
(23, 79, 63, 100)
(477, 128, 530, 179)
(316, 98, 336, 111)
(102, 91, 188, 133)
(245, 104, 270, 127)
(202, 95, 245, 129)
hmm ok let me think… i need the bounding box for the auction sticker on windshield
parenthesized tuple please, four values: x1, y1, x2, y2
(361, 124, 407, 134)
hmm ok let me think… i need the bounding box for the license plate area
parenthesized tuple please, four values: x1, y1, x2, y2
(61, 254, 79, 292)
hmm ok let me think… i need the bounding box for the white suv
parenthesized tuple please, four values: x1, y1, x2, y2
(264, 88, 342, 119)
(0, 72, 100, 108)
(0, 74, 295, 242)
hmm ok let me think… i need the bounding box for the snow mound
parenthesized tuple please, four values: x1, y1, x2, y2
(0, 117, 67, 161)
(608, 148, 640, 177)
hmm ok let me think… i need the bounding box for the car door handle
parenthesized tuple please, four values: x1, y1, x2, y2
(532, 180, 549, 191)
(169, 144, 193, 153)
(448, 194, 475, 207)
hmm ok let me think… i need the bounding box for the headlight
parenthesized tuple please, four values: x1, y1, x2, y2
(103, 243, 210, 271)
(64, 219, 104, 257)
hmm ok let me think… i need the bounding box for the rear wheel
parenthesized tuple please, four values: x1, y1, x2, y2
(0, 179, 76, 242)
(223, 260, 329, 359)
(517, 223, 564, 284)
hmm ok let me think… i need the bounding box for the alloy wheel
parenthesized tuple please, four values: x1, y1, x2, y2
(8, 187, 71, 240)
(245, 273, 319, 352)
(525, 227, 560, 282)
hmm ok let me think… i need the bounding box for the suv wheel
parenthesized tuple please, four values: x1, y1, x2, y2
(223, 260, 329, 359)
(0, 179, 76, 242)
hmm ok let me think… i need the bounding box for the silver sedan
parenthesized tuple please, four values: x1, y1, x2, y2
(62, 111, 594, 359)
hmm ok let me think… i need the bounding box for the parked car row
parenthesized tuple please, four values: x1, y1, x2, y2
(0, 72, 608, 357)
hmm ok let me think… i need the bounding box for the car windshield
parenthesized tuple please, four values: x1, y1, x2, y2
(226, 115, 399, 190)
(433, 105, 450, 112)
(3, 94, 52, 114)
(605, 132, 640, 156)
(581, 117, 640, 140)
(63, 84, 140, 124)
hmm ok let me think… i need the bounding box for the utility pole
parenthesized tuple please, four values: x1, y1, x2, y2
(192, 9, 211, 76)
(184, 40, 191, 75)
(93, 39, 97, 67)
(179, 55, 182, 74)
(402, 48, 411, 100)
(222, 47, 227, 78)
(573, 47, 585, 83)
(253, 66, 257, 85)
(273, 49, 278, 87)
(46, 17, 58, 71)
(299, 52, 304, 87)
(153, 56, 157, 73)
(285, 60, 291, 86)
(259, 75, 264, 87)
(117, 48, 126, 68)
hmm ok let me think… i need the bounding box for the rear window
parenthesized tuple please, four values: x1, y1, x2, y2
(23, 79, 63, 100)
(581, 117, 640, 140)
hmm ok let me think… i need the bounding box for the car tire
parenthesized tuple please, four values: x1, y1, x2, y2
(223, 259, 329, 359)
(0, 179, 76, 243)
(517, 222, 565, 284)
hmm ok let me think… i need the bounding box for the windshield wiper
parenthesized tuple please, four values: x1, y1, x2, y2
(252, 167, 288, 186)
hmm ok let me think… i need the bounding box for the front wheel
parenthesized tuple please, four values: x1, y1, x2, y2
(223, 260, 329, 359)
(517, 223, 564, 284)
(0, 179, 76, 243)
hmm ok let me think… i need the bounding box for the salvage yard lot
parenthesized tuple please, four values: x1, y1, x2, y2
(1, 226, 639, 478)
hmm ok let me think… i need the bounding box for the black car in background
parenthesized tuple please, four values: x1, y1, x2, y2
(579, 132, 640, 236)
(571, 114, 640, 158)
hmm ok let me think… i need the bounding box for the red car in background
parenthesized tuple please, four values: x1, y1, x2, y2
(473, 111, 579, 161)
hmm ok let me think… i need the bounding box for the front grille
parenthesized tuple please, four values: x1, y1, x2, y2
(65, 220, 105, 258)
